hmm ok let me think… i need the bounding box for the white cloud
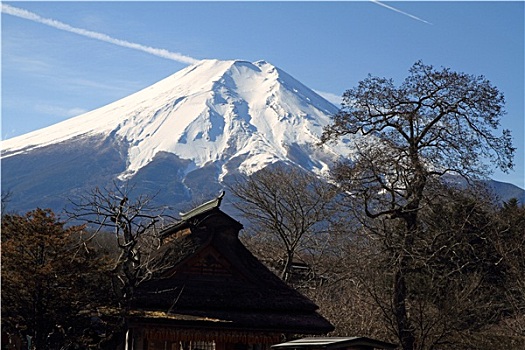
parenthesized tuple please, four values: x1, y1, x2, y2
(314, 90, 342, 107)
(35, 104, 89, 117)
(1, 4, 200, 65)
(4, 55, 53, 74)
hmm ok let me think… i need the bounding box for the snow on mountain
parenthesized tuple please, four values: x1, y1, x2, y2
(1, 59, 522, 215)
(2, 59, 347, 183)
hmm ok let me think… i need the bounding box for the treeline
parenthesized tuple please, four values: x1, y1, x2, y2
(232, 166, 525, 349)
(1, 177, 524, 349)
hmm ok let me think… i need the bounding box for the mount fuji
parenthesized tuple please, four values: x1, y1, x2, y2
(2, 59, 523, 215)
(1, 59, 352, 214)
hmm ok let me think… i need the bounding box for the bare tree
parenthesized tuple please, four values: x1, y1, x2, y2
(65, 183, 181, 348)
(1, 190, 12, 214)
(402, 187, 508, 348)
(492, 199, 525, 339)
(66, 182, 174, 304)
(303, 232, 392, 341)
(321, 61, 515, 350)
(228, 164, 342, 283)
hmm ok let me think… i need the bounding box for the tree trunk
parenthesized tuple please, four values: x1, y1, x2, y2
(281, 251, 294, 282)
(393, 214, 417, 350)
(34, 286, 46, 350)
(393, 267, 415, 350)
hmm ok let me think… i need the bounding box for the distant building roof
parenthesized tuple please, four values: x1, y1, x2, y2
(271, 337, 397, 350)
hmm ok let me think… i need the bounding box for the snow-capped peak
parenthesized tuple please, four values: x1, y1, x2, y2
(1, 59, 345, 180)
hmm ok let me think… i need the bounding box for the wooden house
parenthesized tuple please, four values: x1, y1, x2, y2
(125, 193, 334, 350)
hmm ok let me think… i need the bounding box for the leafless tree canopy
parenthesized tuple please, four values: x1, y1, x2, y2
(320, 61, 516, 350)
(66, 182, 175, 303)
(228, 165, 343, 282)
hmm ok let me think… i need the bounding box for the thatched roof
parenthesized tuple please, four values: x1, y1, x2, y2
(131, 193, 334, 335)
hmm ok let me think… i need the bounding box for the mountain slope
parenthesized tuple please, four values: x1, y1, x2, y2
(1, 59, 348, 213)
(3, 60, 345, 178)
(2, 59, 522, 215)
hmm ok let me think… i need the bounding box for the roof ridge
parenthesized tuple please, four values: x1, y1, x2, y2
(179, 191, 225, 221)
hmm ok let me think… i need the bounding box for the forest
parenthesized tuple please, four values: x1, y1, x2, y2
(2, 62, 524, 350)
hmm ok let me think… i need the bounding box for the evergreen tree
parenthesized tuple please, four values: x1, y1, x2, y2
(1, 208, 112, 349)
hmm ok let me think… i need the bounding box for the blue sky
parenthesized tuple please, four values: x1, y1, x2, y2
(1, 1, 524, 188)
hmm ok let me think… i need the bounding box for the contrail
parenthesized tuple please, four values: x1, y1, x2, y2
(1, 4, 200, 65)
(370, 0, 432, 25)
